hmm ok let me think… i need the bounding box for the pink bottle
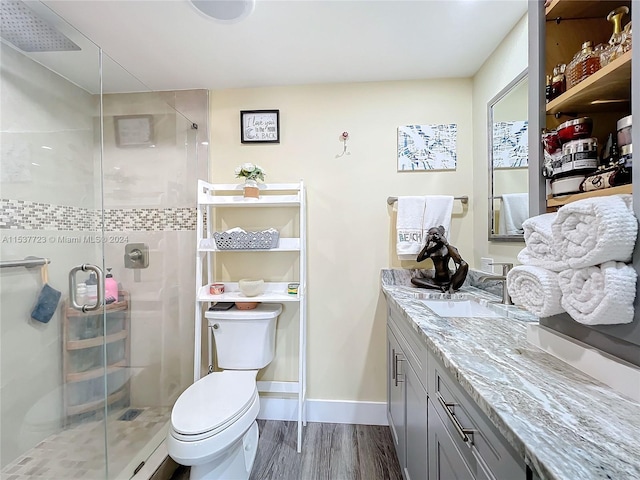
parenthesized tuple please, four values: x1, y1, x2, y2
(105, 268, 118, 304)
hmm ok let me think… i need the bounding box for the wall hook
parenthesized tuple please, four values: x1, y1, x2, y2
(336, 131, 351, 158)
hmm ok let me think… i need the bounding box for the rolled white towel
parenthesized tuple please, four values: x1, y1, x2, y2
(517, 212, 568, 272)
(558, 261, 637, 326)
(506, 265, 564, 318)
(551, 194, 637, 269)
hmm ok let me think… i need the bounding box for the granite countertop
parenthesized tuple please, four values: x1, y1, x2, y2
(381, 269, 640, 480)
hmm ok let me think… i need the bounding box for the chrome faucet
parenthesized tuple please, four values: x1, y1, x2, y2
(478, 262, 513, 305)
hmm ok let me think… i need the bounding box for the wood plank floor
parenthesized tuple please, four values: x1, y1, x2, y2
(170, 420, 402, 480)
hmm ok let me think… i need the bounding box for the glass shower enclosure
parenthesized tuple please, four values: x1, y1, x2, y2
(0, 2, 205, 478)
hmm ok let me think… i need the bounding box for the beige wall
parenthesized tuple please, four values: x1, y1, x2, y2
(210, 79, 474, 402)
(472, 14, 528, 265)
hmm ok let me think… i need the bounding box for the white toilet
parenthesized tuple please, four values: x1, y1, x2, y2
(167, 303, 282, 480)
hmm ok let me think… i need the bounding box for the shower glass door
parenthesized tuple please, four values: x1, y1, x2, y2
(0, 11, 109, 478)
(1, 2, 204, 479)
(100, 56, 202, 480)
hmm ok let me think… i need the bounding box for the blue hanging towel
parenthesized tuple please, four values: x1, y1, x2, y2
(31, 283, 61, 323)
(31, 264, 61, 323)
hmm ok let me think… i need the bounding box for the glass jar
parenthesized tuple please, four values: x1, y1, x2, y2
(567, 41, 601, 89)
(550, 64, 566, 100)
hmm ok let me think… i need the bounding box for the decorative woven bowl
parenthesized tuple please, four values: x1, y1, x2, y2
(239, 279, 265, 297)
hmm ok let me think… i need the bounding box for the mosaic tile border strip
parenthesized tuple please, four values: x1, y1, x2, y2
(0, 199, 196, 231)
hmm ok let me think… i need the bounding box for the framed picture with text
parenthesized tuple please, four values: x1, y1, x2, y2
(240, 110, 280, 144)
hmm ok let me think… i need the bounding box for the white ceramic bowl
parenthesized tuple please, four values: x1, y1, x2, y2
(238, 279, 265, 297)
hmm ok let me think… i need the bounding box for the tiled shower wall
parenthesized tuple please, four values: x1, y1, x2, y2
(0, 41, 208, 468)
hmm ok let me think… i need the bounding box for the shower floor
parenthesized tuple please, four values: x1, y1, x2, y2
(1, 406, 171, 480)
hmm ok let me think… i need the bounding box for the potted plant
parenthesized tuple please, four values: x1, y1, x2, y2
(235, 163, 265, 198)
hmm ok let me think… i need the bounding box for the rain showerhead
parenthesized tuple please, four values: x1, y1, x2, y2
(1, 0, 80, 52)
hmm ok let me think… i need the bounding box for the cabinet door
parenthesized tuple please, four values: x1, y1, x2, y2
(428, 399, 474, 480)
(405, 360, 428, 480)
(387, 327, 406, 470)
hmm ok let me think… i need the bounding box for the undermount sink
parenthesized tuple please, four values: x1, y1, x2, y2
(420, 299, 501, 318)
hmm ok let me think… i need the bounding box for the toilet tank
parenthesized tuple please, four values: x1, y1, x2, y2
(205, 304, 282, 369)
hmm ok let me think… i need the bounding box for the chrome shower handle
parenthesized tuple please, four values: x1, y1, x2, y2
(68, 264, 104, 312)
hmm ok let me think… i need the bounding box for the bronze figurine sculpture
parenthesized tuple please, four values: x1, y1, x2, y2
(411, 226, 468, 293)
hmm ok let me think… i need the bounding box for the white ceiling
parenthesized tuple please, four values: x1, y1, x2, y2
(33, 0, 527, 93)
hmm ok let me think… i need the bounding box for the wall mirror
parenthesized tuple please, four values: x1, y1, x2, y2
(488, 69, 528, 241)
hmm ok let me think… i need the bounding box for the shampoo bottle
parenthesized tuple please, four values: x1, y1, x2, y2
(105, 268, 118, 304)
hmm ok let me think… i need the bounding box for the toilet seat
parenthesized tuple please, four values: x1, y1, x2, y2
(171, 370, 258, 442)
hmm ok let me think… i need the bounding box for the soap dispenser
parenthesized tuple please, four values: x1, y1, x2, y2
(105, 268, 118, 304)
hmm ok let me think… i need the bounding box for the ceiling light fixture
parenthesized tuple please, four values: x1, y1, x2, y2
(190, 0, 255, 24)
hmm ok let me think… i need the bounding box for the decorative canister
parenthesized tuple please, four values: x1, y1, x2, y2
(551, 155, 564, 178)
(557, 117, 593, 144)
(551, 175, 587, 196)
(561, 137, 598, 175)
(617, 115, 632, 148)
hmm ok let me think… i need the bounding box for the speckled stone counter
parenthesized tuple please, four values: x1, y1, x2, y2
(381, 268, 640, 480)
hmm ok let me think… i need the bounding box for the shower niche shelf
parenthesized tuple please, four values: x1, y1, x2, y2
(62, 291, 131, 423)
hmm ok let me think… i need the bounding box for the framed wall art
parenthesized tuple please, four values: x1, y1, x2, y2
(397, 123, 457, 171)
(241, 110, 280, 144)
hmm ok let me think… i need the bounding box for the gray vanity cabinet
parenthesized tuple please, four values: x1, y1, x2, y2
(428, 351, 525, 480)
(405, 359, 428, 480)
(387, 305, 428, 480)
(427, 399, 475, 480)
(387, 325, 407, 470)
(386, 303, 527, 480)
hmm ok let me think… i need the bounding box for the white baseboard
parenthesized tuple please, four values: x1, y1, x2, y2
(527, 324, 640, 402)
(258, 397, 388, 426)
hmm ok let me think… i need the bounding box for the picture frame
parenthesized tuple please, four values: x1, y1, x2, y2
(240, 110, 280, 144)
(114, 115, 154, 147)
(397, 124, 457, 171)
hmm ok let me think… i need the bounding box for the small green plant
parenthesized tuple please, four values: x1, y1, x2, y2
(235, 163, 265, 182)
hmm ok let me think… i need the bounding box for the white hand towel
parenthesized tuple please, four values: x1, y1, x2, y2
(498, 193, 528, 235)
(422, 195, 454, 239)
(558, 261, 637, 325)
(506, 265, 564, 317)
(516, 212, 569, 272)
(551, 194, 637, 269)
(396, 196, 427, 260)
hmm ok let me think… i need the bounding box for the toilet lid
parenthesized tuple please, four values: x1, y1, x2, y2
(171, 370, 257, 437)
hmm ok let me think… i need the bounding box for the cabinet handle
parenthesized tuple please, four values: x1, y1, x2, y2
(394, 353, 405, 386)
(392, 348, 396, 380)
(68, 264, 104, 312)
(437, 393, 474, 443)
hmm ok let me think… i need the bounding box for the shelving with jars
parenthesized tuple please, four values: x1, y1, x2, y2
(540, 0, 633, 210)
(62, 292, 130, 424)
(529, 0, 640, 369)
(194, 180, 307, 451)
